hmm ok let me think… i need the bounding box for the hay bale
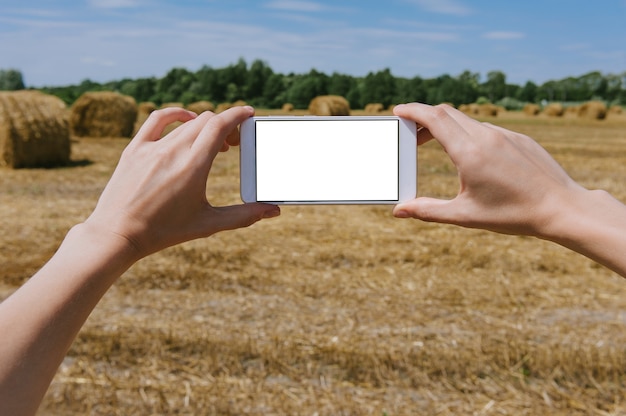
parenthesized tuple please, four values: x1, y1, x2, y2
(186, 101, 215, 114)
(0, 90, 70, 168)
(160, 102, 183, 109)
(458, 104, 472, 114)
(477, 103, 498, 117)
(543, 103, 564, 117)
(577, 101, 607, 120)
(609, 105, 623, 115)
(215, 102, 232, 113)
(565, 105, 579, 116)
(470, 104, 481, 115)
(523, 103, 540, 116)
(308, 95, 350, 116)
(134, 102, 158, 136)
(138, 102, 157, 115)
(216, 100, 247, 113)
(281, 103, 294, 113)
(70, 92, 137, 138)
(364, 103, 384, 114)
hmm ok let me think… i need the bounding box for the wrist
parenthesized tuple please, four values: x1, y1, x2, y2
(539, 187, 626, 275)
(68, 220, 144, 268)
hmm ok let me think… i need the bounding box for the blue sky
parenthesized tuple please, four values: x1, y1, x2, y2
(1, 0, 625, 87)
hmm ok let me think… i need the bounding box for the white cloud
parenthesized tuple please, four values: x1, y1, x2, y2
(264, 0, 325, 12)
(88, 0, 143, 9)
(482, 31, 525, 40)
(408, 0, 472, 16)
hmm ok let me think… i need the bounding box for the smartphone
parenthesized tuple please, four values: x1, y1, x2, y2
(240, 116, 417, 204)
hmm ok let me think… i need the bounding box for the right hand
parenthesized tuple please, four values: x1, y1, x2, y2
(85, 106, 280, 259)
(392, 103, 586, 237)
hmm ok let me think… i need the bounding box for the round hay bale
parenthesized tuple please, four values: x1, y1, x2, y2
(281, 103, 294, 113)
(70, 92, 137, 138)
(577, 101, 607, 120)
(308, 95, 350, 116)
(543, 103, 564, 117)
(0, 90, 70, 168)
(215, 102, 232, 113)
(477, 103, 498, 117)
(523, 103, 540, 116)
(134, 102, 158, 136)
(458, 104, 471, 114)
(216, 101, 247, 113)
(138, 102, 157, 115)
(186, 100, 215, 114)
(364, 103, 384, 114)
(565, 105, 579, 116)
(160, 102, 183, 109)
(609, 105, 623, 115)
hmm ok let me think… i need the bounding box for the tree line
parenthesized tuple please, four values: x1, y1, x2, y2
(2, 60, 625, 110)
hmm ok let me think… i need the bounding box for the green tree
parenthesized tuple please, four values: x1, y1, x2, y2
(425, 74, 476, 106)
(119, 77, 157, 103)
(517, 81, 538, 102)
(327, 72, 355, 98)
(0, 69, 25, 90)
(362, 68, 396, 107)
(285, 69, 328, 108)
(246, 59, 273, 105)
(394, 76, 427, 105)
(153, 67, 196, 104)
(346, 78, 365, 109)
(262, 73, 288, 108)
(481, 70, 507, 102)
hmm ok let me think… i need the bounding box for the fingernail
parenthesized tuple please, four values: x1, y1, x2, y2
(394, 210, 410, 218)
(262, 207, 280, 219)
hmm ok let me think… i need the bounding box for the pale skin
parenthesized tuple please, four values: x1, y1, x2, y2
(392, 103, 626, 276)
(1, 103, 626, 415)
(0, 106, 280, 416)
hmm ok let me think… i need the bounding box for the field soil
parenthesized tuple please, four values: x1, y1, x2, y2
(2, 109, 626, 415)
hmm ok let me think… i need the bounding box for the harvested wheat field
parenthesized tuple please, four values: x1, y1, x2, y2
(1, 109, 626, 415)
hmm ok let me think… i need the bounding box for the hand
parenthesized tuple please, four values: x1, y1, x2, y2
(85, 106, 280, 258)
(392, 103, 585, 237)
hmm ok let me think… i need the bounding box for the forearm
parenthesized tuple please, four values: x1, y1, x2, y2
(0, 223, 139, 415)
(541, 188, 626, 277)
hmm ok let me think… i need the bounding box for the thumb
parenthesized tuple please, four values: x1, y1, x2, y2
(393, 197, 462, 225)
(208, 203, 281, 233)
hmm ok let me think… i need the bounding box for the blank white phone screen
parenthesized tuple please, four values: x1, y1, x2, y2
(255, 119, 399, 202)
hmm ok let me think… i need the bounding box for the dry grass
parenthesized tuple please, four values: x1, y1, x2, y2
(1, 109, 626, 415)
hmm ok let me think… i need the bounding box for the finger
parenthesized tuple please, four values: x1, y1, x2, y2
(393, 103, 472, 154)
(192, 106, 254, 157)
(134, 108, 197, 143)
(217, 125, 241, 153)
(207, 203, 280, 233)
(393, 197, 464, 225)
(226, 125, 241, 147)
(416, 126, 435, 146)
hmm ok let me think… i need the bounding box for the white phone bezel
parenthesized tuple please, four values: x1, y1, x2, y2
(240, 115, 416, 205)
